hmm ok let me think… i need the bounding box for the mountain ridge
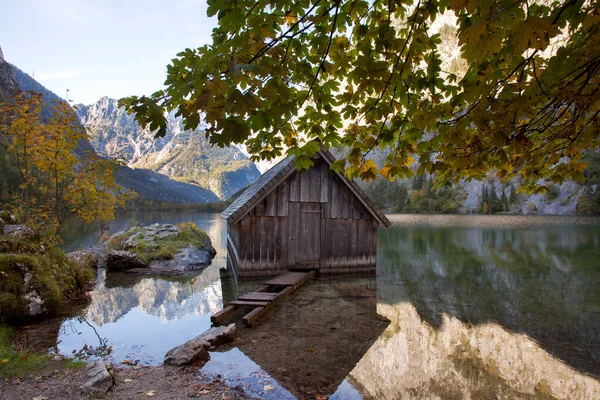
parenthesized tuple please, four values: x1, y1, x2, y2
(76, 97, 260, 199)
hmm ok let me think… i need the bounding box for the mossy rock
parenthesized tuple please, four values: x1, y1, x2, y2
(0, 237, 93, 321)
(103, 222, 216, 272)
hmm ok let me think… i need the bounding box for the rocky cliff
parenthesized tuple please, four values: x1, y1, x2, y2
(0, 46, 18, 103)
(77, 97, 260, 199)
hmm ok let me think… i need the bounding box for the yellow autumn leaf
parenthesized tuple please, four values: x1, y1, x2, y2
(1, 358, 9, 363)
(380, 164, 393, 179)
(283, 11, 298, 25)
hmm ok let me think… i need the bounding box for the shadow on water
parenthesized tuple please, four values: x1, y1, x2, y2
(375, 215, 600, 379)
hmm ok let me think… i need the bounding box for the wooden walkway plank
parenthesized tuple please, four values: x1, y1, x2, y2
(242, 306, 268, 326)
(238, 292, 279, 301)
(212, 270, 316, 327)
(210, 305, 236, 325)
(229, 300, 270, 307)
(264, 271, 312, 287)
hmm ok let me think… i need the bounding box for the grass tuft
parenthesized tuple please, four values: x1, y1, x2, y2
(0, 325, 84, 378)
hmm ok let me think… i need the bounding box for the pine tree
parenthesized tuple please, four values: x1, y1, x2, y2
(480, 184, 488, 213)
(501, 188, 509, 212)
(509, 185, 517, 205)
(488, 182, 502, 213)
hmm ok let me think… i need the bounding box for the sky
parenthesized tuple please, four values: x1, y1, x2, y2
(0, 0, 217, 105)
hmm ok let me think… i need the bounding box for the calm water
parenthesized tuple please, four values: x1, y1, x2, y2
(18, 212, 600, 399)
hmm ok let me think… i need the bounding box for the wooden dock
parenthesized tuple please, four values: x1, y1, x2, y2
(211, 271, 315, 327)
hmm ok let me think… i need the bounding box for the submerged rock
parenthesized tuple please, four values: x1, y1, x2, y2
(80, 360, 114, 394)
(163, 323, 236, 367)
(105, 250, 147, 270)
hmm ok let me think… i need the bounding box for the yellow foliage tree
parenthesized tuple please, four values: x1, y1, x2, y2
(0, 92, 134, 238)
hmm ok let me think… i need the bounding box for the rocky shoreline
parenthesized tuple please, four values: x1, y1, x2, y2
(0, 363, 254, 400)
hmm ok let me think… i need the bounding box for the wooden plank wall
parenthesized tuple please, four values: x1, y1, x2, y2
(228, 157, 379, 276)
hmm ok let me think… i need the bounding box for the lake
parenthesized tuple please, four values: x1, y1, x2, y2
(17, 212, 600, 399)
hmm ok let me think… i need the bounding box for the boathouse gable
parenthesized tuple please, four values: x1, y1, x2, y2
(222, 147, 390, 276)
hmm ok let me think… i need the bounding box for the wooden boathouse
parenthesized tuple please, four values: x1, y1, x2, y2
(221, 145, 391, 277)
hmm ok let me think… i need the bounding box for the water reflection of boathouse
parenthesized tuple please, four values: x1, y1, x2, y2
(221, 144, 390, 277)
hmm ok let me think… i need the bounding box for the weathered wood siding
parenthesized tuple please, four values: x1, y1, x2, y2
(228, 157, 379, 276)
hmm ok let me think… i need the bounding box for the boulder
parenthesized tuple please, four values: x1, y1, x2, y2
(164, 337, 211, 367)
(149, 245, 214, 272)
(80, 360, 114, 394)
(198, 323, 237, 346)
(2, 224, 35, 239)
(105, 250, 147, 270)
(163, 323, 236, 367)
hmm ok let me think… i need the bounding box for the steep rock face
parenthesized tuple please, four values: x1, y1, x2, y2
(0, 48, 18, 103)
(77, 97, 260, 199)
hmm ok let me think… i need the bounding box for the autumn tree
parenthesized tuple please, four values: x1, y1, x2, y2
(121, 0, 600, 191)
(1, 92, 133, 238)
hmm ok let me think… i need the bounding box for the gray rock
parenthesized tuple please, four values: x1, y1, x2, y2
(123, 223, 179, 249)
(105, 250, 147, 270)
(23, 291, 45, 316)
(198, 323, 237, 346)
(80, 360, 114, 394)
(2, 224, 35, 239)
(67, 249, 100, 268)
(163, 324, 236, 367)
(149, 245, 214, 272)
(164, 337, 210, 367)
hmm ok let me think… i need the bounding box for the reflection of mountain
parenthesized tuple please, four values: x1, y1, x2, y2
(350, 302, 600, 399)
(376, 222, 600, 378)
(86, 268, 222, 325)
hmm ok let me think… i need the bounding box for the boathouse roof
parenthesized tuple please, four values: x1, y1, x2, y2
(221, 145, 391, 227)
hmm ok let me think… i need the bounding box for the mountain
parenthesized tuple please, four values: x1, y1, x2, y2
(0, 52, 219, 205)
(0, 46, 18, 103)
(76, 97, 260, 199)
